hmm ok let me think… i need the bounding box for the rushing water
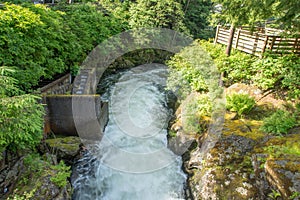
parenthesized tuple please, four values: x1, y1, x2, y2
(72, 64, 186, 200)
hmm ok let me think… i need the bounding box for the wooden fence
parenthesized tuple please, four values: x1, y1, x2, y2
(214, 26, 300, 57)
(40, 73, 72, 95)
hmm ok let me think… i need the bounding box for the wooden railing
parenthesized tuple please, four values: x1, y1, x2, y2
(214, 26, 300, 57)
(40, 73, 72, 95)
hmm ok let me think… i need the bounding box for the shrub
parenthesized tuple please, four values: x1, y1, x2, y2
(198, 39, 229, 69)
(224, 50, 255, 85)
(280, 54, 300, 99)
(167, 40, 223, 100)
(50, 160, 71, 188)
(179, 0, 213, 39)
(260, 110, 297, 135)
(0, 67, 44, 152)
(226, 93, 256, 116)
(167, 53, 208, 99)
(251, 55, 286, 90)
(129, 0, 187, 32)
(0, 94, 44, 152)
(198, 40, 300, 99)
(0, 3, 122, 91)
(181, 93, 212, 134)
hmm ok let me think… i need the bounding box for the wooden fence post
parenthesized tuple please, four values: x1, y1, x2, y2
(225, 24, 235, 56)
(234, 28, 241, 48)
(294, 38, 299, 53)
(262, 35, 269, 56)
(252, 32, 259, 55)
(214, 25, 220, 45)
(270, 36, 276, 51)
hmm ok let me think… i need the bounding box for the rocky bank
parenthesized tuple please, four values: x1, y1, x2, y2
(170, 83, 300, 200)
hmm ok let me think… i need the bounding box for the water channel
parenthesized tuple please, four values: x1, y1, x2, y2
(72, 64, 186, 200)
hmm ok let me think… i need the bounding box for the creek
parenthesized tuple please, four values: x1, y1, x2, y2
(72, 64, 186, 200)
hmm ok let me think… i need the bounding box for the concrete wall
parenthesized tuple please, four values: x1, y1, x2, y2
(44, 95, 108, 137)
(41, 68, 109, 138)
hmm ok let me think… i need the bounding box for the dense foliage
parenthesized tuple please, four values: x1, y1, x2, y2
(0, 2, 126, 155)
(167, 39, 299, 138)
(167, 40, 300, 99)
(167, 51, 208, 99)
(211, 0, 300, 32)
(129, 0, 187, 33)
(199, 40, 300, 99)
(0, 67, 44, 153)
(179, 0, 213, 39)
(226, 93, 255, 117)
(0, 3, 123, 91)
(100, 0, 213, 39)
(181, 93, 212, 133)
(260, 110, 297, 135)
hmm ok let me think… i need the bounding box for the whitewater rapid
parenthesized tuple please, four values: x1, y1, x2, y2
(72, 64, 186, 200)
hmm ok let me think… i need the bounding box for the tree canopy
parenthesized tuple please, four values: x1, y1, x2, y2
(211, 0, 300, 32)
(180, 0, 213, 39)
(129, 0, 188, 32)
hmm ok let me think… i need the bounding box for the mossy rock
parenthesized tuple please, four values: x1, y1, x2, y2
(45, 136, 81, 164)
(8, 156, 71, 200)
(255, 133, 300, 157)
(223, 113, 266, 141)
(252, 134, 300, 199)
(265, 157, 300, 199)
(187, 133, 260, 199)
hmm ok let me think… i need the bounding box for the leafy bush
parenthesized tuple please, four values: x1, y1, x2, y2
(129, 0, 187, 32)
(166, 39, 224, 100)
(279, 54, 300, 99)
(0, 4, 53, 89)
(226, 93, 256, 116)
(50, 160, 71, 188)
(0, 3, 122, 91)
(179, 0, 213, 39)
(260, 110, 297, 135)
(251, 55, 283, 90)
(199, 40, 300, 99)
(181, 93, 212, 134)
(198, 39, 228, 67)
(100, 0, 131, 30)
(167, 52, 208, 98)
(223, 51, 255, 85)
(0, 67, 44, 152)
(0, 94, 44, 152)
(0, 67, 21, 96)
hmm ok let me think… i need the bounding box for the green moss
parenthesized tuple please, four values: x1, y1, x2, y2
(45, 136, 81, 153)
(262, 134, 300, 157)
(223, 114, 265, 141)
(9, 153, 71, 199)
(168, 130, 177, 138)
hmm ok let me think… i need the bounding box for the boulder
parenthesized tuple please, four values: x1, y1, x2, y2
(5, 155, 72, 200)
(226, 83, 286, 109)
(45, 136, 81, 165)
(187, 134, 261, 200)
(265, 157, 300, 199)
(226, 83, 263, 101)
